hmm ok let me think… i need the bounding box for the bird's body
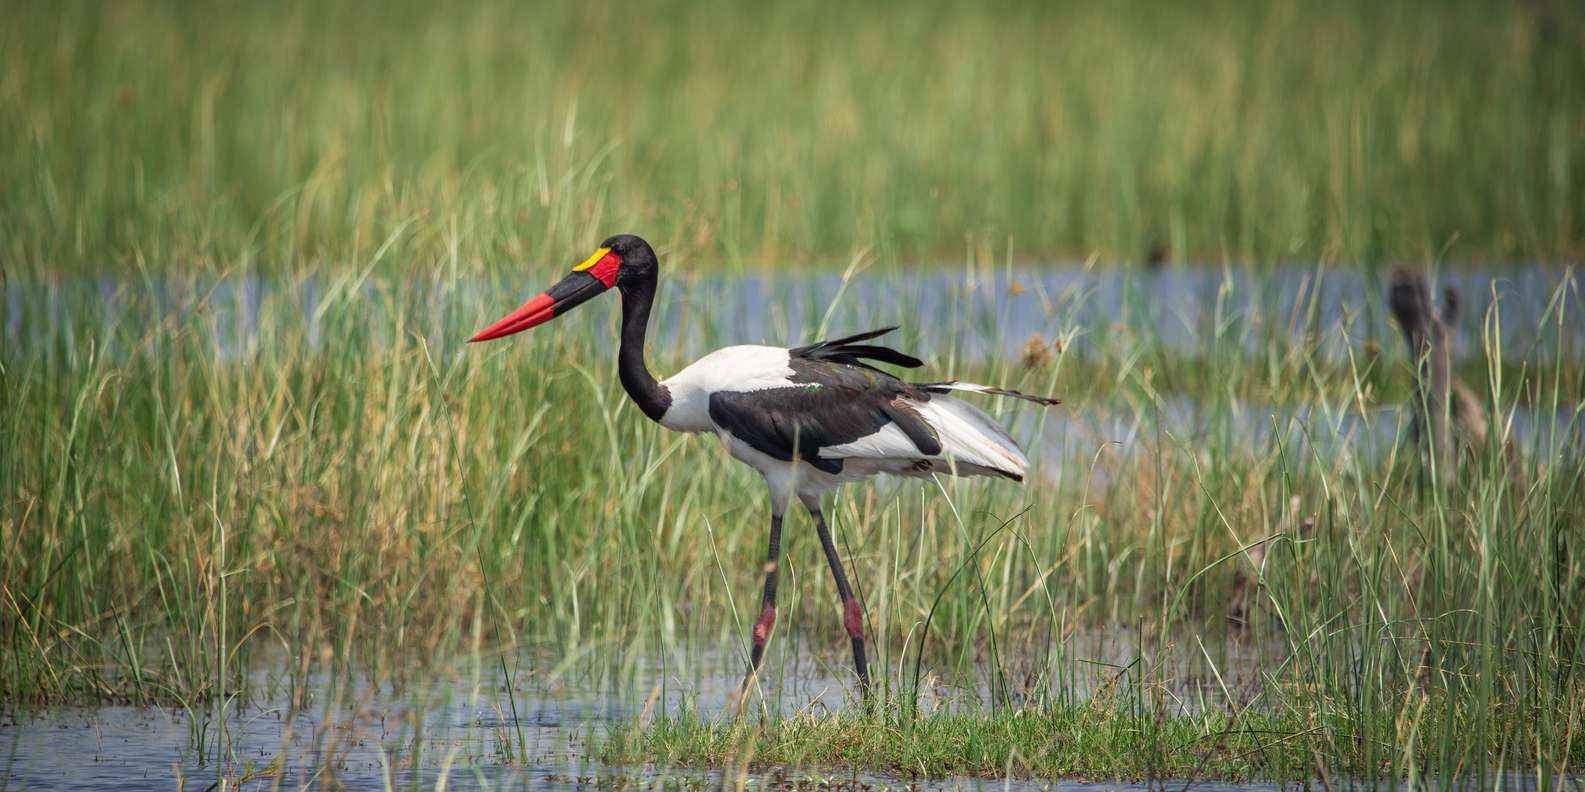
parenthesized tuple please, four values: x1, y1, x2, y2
(470, 235, 1057, 698)
(656, 341, 1040, 513)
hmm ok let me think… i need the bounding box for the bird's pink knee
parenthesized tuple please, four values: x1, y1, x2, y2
(842, 598, 864, 640)
(752, 606, 777, 645)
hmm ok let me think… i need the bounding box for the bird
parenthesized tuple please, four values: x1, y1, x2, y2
(469, 234, 1059, 697)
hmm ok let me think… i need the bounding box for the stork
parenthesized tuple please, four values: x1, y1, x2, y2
(470, 234, 1058, 696)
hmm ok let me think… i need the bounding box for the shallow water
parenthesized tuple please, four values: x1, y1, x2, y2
(0, 635, 1296, 791)
(1029, 396, 1583, 483)
(4, 265, 1580, 362)
(4, 681, 1575, 790)
(0, 693, 1309, 792)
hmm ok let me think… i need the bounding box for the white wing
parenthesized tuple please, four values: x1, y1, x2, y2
(822, 394, 1029, 480)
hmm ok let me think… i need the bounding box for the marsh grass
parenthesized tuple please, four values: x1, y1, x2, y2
(598, 704, 1547, 782)
(3, 0, 1584, 272)
(2, 261, 1581, 784)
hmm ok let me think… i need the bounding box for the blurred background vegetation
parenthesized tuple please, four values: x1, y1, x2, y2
(3, 0, 1582, 274)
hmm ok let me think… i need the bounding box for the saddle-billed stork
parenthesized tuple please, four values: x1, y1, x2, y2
(470, 234, 1058, 696)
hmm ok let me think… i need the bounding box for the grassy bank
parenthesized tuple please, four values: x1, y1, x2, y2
(601, 704, 1575, 782)
(3, 265, 1582, 783)
(3, 0, 1584, 273)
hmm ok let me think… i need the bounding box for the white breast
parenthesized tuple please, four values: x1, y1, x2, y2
(658, 345, 795, 433)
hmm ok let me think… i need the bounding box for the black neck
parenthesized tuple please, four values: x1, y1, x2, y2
(617, 273, 671, 423)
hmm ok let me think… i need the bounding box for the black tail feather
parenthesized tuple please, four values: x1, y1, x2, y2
(917, 381, 1062, 406)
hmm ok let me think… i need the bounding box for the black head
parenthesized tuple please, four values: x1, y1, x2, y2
(601, 234, 659, 288)
(469, 233, 660, 343)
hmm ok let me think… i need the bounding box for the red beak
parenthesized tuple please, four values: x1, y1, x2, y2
(470, 248, 621, 343)
(469, 293, 557, 342)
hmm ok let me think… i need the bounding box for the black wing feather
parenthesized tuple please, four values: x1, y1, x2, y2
(707, 356, 940, 474)
(710, 388, 883, 474)
(791, 326, 924, 372)
(825, 344, 924, 368)
(796, 326, 899, 350)
(879, 400, 943, 456)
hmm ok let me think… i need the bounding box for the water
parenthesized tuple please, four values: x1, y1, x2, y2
(1029, 396, 1583, 483)
(0, 624, 1432, 792)
(4, 265, 1580, 363)
(0, 638, 1286, 791)
(0, 625, 1322, 791)
(1, 695, 1309, 792)
(5, 660, 1576, 791)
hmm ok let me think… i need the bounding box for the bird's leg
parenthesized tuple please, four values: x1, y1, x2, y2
(810, 506, 870, 696)
(742, 513, 783, 698)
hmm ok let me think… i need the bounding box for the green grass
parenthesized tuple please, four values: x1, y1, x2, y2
(2, 264, 1581, 784)
(3, 0, 1585, 785)
(3, 0, 1584, 273)
(600, 704, 1564, 782)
